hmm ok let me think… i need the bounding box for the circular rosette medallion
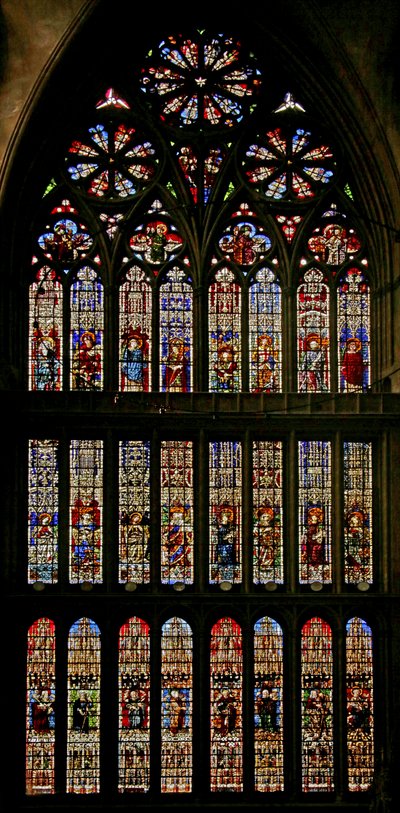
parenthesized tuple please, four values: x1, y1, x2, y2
(140, 32, 261, 128)
(243, 116, 337, 203)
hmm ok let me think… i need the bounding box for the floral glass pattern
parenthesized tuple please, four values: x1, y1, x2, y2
(140, 32, 261, 128)
(66, 94, 158, 199)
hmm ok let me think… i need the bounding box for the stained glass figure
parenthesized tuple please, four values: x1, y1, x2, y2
(346, 617, 374, 791)
(119, 267, 151, 392)
(244, 107, 335, 202)
(209, 441, 242, 585)
(161, 441, 194, 585)
(70, 267, 103, 390)
(119, 617, 150, 792)
(119, 441, 151, 584)
(338, 267, 370, 392)
(210, 617, 243, 791)
(28, 440, 59, 584)
(254, 616, 284, 791)
(38, 210, 93, 269)
(161, 617, 193, 792)
(67, 618, 100, 793)
(344, 442, 373, 584)
(69, 440, 103, 584)
(297, 268, 330, 392)
(253, 442, 283, 584)
(26, 618, 56, 795)
(299, 441, 332, 584)
(140, 32, 261, 128)
(219, 217, 271, 269)
(249, 268, 282, 392)
(66, 112, 157, 199)
(29, 267, 62, 391)
(301, 617, 334, 792)
(209, 268, 241, 392)
(159, 267, 193, 392)
(308, 223, 361, 265)
(130, 216, 183, 266)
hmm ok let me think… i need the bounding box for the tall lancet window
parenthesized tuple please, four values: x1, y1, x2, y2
(118, 617, 151, 793)
(67, 618, 101, 794)
(26, 618, 56, 795)
(301, 617, 334, 792)
(161, 617, 193, 792)
(210, 617, 243, 792)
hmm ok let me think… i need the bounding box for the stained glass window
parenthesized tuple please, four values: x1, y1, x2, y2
(140, 32, 261, 129)
(129, 203, 184, 266)
(209, 268, 241, 392)
(70, 267, 103, 390)
(209, 441, 242, 585)
(254, 616, 284, 791)
(249, 268, 282, 393)
(66, 100, 158, 198)
(346, 617, 374, 791)
(161, 441, 194, 585)
(297, 268, 330, 392)
(338, 267, 370, 392)
(298, 441, 332, 584)
(301, 617, 334, 792)
(344, 442, 373, 584)
(119, 617, 150, 792)
(69, 440, 103, 583)
(160, 267, 193, 392)
(253, 441, 283, 584)
(28, 439, 59, 584)
(210, 617, 243, 791)
(161, 617, 193, 792)
(119, 441, 151, 585)
(119, 267, 152, 392)
(243, 99, 335, 201)
(218, 204, 271, 270)
(67, 618, 101, 794)
(26, 618, 56, 795)
(29, 267, 62, 391)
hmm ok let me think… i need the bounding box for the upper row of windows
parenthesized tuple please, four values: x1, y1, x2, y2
(25, 30, 371, 395)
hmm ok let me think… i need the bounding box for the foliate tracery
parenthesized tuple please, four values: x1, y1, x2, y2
(27, 29, 370, 395)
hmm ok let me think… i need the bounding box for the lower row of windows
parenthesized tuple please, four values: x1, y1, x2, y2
(26, 614, 374, 795)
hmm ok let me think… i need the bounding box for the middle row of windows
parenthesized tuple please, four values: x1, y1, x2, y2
(29, 438, 374, 589)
